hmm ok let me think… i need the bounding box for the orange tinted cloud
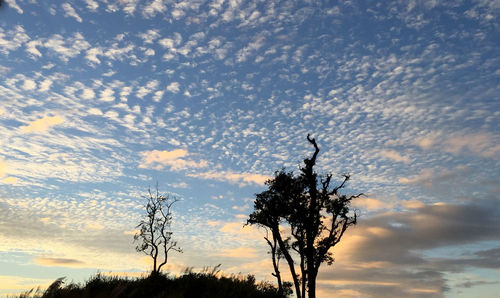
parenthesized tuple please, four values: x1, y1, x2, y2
(0, 159, 6, 177)
(0, 159, 17, 184)
(34, 257, 86, 268)
(139, 149, 208, 170)
(1, 177, 18, 184)
(22, 115, 64, 133)
(214, 247, 258, 258)
(352, 197, 392, 211)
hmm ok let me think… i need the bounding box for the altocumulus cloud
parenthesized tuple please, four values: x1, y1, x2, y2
(21, 115, 64, 133)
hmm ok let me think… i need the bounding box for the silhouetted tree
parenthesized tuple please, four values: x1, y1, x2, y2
(248, 135, 362, 298)
(134, 185, 182, 274)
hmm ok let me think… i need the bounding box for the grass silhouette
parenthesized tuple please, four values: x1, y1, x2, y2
(15, 266, 290, 298)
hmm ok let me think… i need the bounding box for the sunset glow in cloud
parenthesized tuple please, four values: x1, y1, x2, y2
(22, 115, 64, 133)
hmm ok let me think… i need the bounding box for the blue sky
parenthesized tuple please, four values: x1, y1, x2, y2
(0, 0, 499, 297)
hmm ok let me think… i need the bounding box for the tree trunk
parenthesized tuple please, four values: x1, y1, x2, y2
(307, 269, 318, 298)
(273, 227, 301, 298)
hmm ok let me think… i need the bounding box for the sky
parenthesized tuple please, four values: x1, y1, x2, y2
(0, 0, 499, 297)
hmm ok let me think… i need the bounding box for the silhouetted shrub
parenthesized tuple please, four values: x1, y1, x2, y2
(14, 268, 289, 298)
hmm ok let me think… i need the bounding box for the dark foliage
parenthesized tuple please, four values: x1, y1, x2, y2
(15, 269, 289, 298)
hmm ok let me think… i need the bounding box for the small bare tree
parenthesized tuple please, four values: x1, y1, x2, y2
(134, 186, 182, 274)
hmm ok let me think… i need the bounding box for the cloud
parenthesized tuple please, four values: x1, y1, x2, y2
(443, 133, 500, 158)
(62, 3, 83, 23)
(166, 82, 180, 93)
(0, 275, 53, 293)
(86, 223, 105, 230)
(0, 158, 19, 185)
(99, 88, 115, 102)
(318, 199, 500, 297)
(416, 135, 435, 150)
(218, 222, 262, 240)
(400, 199, 425, 209)
(39, 79, 53, 92)
(352, 197, 393, 212)
(22, 115, 64, 133)
(136, 80, 159, 98)
(398, 166, 471, 191)
(415, 132, 500, 158)
(159, 38, 175, 49)
(21, 79, 36, 90)
(44, 33, 90, 62)
(4, 0, 23, 14)
(142, 0, 166, 18)
(0, 25, 29, 55)
(84, 0, 99, 11)
(236, 34, 266, 63)
(86, 47, 103, 64)
(214, 247, 258, 258)
(81, 87, 95, 99)
(172, 182, 188, 188)
(34, 257, 86, 268)
(139, 149, 208, 171)
(138, 29, 161, 44)
(25, 40, 42, 58)
(103, 43, 134, 61)
(379, 149, 410, 164)
(0, 158, 6, 177)
(1, 177, 18, 184)
(188, 171, 270, 186)
(0, 198, 143, 270)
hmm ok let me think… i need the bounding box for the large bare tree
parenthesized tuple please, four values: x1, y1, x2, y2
(134, 186, 182, 274)
(248, 135, 362, 298)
